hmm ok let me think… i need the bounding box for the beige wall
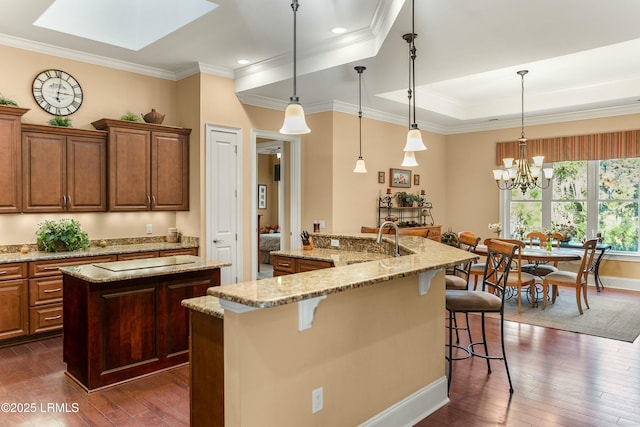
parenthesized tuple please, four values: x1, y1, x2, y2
(224, 274, 446, 426)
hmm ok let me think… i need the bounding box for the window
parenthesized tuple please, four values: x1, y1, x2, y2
(504, 157, 640, 253)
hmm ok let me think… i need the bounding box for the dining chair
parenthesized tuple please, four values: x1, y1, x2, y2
(444, 231, 481, 343)
(542, 239, 598, 314)
(446, 239, 518, 394)
(523, 231, 563, 277)
(494, 238, 537, 313)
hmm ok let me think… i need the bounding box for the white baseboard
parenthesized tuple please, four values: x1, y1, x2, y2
(358, 376, 449, 427)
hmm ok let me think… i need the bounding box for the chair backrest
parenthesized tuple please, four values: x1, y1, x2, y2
(449, 231, 480, 278)
(577, 239, 599, 284)
(526, 231, 562, 248)
(482, 239, 519, 303)
(486, 238, 526, 284)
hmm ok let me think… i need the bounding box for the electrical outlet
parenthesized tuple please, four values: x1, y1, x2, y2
(146, 224, 153, 234)
(319, 220, 326, 229)
(330, 239, 339, 247)
(312, 387, 323, 414)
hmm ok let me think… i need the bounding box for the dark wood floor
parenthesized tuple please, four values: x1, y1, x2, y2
(0, 287, 638, 426)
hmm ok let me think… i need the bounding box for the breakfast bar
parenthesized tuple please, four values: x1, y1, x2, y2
(60, 255, 229, 391)
(185, 234, 476, 427)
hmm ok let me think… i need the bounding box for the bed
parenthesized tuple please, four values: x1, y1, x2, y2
(259, 233, 281, 264)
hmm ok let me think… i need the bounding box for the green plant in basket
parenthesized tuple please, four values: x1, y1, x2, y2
(120, 111, 142, 122)
(0, 94, 18, 106)
(36, 219, 90, 252)
(48, 116, 72, 127)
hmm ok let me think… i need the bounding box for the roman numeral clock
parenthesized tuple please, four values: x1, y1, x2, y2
(32, 69, 83, 116)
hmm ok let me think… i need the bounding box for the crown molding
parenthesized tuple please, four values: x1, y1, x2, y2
(0, 33, 175, 80)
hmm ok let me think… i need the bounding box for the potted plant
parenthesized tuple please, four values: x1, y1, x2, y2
(0, 94, 18, 106)
(120, 112, 142, 122)
(36, 218, 90, 252)
(48, 116, 72, 127)
(395, 192, 422, 207)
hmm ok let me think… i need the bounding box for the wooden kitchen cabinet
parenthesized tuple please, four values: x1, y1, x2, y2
(272, 255, 333, 276)
(92, 119, 190, 212)
(0, 263, 28, 340)
(21, 124, 107, 213)
(0, 106, 29, 214)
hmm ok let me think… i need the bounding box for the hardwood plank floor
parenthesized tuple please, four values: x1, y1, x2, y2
(0, 288, 638, 426)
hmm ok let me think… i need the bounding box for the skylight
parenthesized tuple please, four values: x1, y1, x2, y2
(34, 0, 218, 51)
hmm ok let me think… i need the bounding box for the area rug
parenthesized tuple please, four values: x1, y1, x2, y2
(495, 289, 640, 343)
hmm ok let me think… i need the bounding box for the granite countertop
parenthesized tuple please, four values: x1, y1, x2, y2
(59, 255, 230, 283)
(0, 241, 199, 264)
(182, 295, 224, 319)
(208, 234, 477, 309)
(271, 247, 390, 266)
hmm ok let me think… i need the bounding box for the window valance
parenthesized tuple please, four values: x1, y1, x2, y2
(495, 130, 640, 166)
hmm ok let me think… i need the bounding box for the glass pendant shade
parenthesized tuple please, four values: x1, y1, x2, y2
(353, 157, 367, 173)
(280, 100, 310, 134)
(404, 127, 426, 151)
(401, 151, 418, 167)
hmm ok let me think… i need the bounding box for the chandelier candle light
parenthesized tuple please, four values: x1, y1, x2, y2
(279, 0, 310, 135)
(493, 70, 553, 194)
(401, 0, 426, 167)
(353, 66, 367, 173)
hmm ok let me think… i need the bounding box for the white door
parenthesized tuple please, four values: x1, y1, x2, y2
(206, 125, 241, 285)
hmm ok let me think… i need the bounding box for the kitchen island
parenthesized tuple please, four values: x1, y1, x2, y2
(185, 233, 476, 427)
(60, 255, 229, 391)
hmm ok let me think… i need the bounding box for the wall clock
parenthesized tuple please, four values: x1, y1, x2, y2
(32, 69, 83, 116)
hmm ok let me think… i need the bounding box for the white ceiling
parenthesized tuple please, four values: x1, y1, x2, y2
(3, 0, 640, 134)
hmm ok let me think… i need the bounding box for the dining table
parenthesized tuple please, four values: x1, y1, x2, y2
(474, 241, 610, 292)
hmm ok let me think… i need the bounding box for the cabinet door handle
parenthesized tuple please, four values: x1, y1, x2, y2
(279, 263, 290, 267)
(43, 266, 59, 271)
(151, 195, 156, 206)
(43, 288, 62, 293)
(44, 315, 62, 321)
(0, 271, 6, 275)
(147, 195, 151, 207)
(66, 195, 71, 206)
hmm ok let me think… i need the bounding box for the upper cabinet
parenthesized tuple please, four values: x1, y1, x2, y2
(21, 124, 107, 213)
(0, 106, 29, 214)
(92, 119, 190, 212)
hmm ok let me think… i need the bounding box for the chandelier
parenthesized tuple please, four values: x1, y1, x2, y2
(493, 70, 553, 194)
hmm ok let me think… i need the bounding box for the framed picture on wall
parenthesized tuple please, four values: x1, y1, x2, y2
(258, 184, 267, 209)
(414, 174, 420, 185)
(378, 171, 385, 184)
(390, 168, 411, 188)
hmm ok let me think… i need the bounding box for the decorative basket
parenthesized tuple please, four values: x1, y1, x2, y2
(142, 108, 165, 124)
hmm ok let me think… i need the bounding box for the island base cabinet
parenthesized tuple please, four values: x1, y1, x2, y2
(189, 310, 224, 427)
(63, 269, 219, 390)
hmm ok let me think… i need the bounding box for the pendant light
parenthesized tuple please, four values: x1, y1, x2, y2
(279, 0, 310, 135)
(402, 0, 426, 154)
(492, 70, 553, 194)
(353, 66, 367, 173)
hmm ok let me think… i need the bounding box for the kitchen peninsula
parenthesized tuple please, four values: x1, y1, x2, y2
(60, 255, 229, 391)
(185, 234, 476, 427)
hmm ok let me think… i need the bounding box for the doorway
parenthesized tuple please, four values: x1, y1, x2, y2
(251, 130, 301, 280)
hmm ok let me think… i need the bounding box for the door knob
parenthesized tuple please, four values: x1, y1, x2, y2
(213, 239, 221, 243)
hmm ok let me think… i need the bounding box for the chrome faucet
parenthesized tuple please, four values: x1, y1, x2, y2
(376, 221, 400, 257)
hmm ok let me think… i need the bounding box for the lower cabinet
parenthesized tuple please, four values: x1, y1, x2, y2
(272, 255, 333, 276)
(0, 264, 29, 340)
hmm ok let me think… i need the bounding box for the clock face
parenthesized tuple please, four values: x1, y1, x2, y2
(32, 69, 83, 116)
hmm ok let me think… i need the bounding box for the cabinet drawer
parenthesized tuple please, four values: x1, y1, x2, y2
(272, 256, 295, 274)
(297, 259, 332, 272)
(0, 263, 27, 280)
(30, 255, 117, 277)
(117, 251, 159, 261)
(160, 248, 198, 257)
(29, 304, 63, 334)
(29, 277, 63, 306)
